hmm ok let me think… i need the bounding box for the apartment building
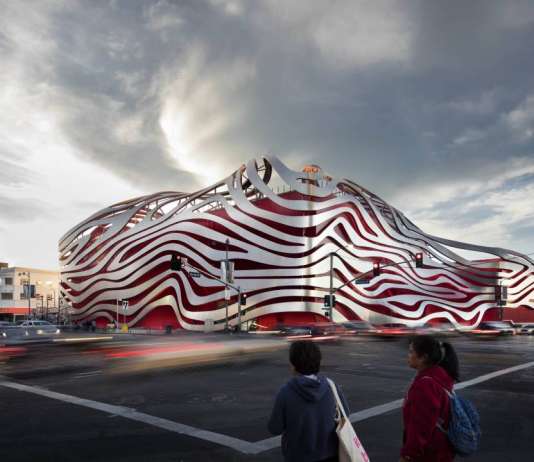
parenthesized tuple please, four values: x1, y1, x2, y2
(0, 262, 63, 322)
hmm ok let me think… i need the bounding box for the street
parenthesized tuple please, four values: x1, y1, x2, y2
(1, 333, 533, 461)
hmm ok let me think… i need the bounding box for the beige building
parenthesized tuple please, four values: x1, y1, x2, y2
(0, 262, 65, 322)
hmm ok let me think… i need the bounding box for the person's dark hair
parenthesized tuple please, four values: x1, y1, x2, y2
(289, 341, 322, 375)
(410, 335, 460, 382)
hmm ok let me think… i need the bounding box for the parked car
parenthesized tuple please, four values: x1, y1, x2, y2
(467, 321, 516, 337)
(518, 324, 534, 335)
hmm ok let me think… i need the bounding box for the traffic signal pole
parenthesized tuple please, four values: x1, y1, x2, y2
(331, 253, 424, 304)
(328, 253, 334, 320)
(171, 255, 245, 331)
(237, 286, 242, 330)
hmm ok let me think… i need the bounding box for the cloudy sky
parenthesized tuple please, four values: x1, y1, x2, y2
(1, 0, 534, 270)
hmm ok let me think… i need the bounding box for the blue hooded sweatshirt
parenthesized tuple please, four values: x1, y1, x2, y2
(268, 375, 349, 462)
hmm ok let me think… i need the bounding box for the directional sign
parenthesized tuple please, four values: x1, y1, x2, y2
(354, 279, 370, 285)
(189, 271, 201, 278)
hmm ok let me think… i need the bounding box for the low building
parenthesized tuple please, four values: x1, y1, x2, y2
(0, 262, 63, 322)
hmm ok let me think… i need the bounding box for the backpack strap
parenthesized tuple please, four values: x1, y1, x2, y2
(421, 376, 455, 397)
(420, 376, 453, 433)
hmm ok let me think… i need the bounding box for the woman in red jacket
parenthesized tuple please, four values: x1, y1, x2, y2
(400, 335, 460, 462)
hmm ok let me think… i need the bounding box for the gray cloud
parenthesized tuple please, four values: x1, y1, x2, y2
(1, 0, 534, 267)
(0, 195, 50, 223)
(0, 156, 34, 186)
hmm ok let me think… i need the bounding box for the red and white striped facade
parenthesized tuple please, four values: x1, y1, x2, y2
(59, 157, 534, 330)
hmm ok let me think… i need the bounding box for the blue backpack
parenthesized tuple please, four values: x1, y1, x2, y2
(438, 388, 481, 457)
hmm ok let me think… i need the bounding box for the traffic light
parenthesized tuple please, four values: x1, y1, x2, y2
(501, 286, 508, 301)
(323, 294, 336, 307)
(373, 262, 380, 277)
(170, 253, 182, 271)
(239, 293, 247, 305)
(415, 253, 423, 268)
(495, 285, 508, 306)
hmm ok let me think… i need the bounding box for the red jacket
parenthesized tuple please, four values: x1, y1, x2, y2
(401, 365, 455, 462)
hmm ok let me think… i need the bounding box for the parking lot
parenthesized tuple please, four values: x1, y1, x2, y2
(1, 333, 534, 461)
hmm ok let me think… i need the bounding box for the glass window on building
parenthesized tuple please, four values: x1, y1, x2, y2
(1, 292, 13, 300)
(4, 277, 13, 285)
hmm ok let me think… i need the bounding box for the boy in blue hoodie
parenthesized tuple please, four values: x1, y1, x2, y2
(268, 340, 350, 462)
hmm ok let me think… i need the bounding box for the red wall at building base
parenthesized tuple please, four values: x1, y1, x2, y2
(255, 312, 329, 330)
(501, 306, 534, 323)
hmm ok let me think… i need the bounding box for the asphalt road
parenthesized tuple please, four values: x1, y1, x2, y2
(1, 333, 533, 461)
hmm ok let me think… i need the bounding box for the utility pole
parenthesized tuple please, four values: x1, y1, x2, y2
(225, 238, 229, 331)
(28, 272, 32, 318)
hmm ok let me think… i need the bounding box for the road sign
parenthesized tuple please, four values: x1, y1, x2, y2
(221, 261, 234, 283)
(122, 300, 129, 312)
(354, 279, 370, 285)
(189, 271, 201, 278)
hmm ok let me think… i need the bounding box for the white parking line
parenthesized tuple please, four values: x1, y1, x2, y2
(1, 360, 534, 455)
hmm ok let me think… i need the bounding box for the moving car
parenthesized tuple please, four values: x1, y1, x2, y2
(467, 321, 516, 337)
(278, 325, 312, 337)
(19, 320, 61, 337)
(278, 323, 343, 341)
(415, 321, 458, 336)
(341, 321, 376, 335)
(518, 324, 534, 335)
(0, 321, 17, 341)
(372, 323, 414, 338)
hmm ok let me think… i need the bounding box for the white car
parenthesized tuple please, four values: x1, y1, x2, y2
(519, 324, 534, 335)
(19, 320, 61, 336)
(0, 321, 17, 339)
